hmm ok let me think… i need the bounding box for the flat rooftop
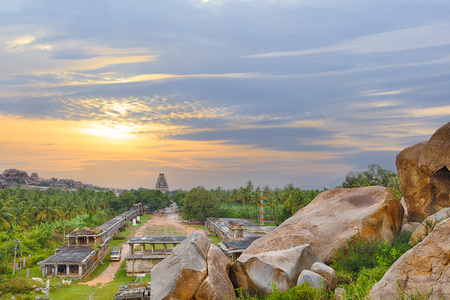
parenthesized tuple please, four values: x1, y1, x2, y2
(127, 236, 186, 244)
(208, 218, 276, 237)
(38, 247, 95, 265)
(220, 236, 262, 251)
(67, 228, 101, 237)
(96, 216, 123, 232)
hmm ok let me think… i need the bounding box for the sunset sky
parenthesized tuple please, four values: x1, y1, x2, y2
(1, 0, 449, 190)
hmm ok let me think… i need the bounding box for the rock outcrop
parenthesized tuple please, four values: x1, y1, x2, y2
(30, 172, 39, 184)
(196, 245, 235, 300)
(400, 222, 420, 235)
(297, 270, 328, 290)
(396, 122, 450, 221)
(369, 218, 450, 300)
(230, 244, 336, 296)
(151, 231, 235, 300)
(409, 207, 450, 244)
(242, 186, 404, 263)
(1, 168, 29, 181)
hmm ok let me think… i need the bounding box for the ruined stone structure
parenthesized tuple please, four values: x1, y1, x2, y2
(38, 208, 143, 280)
(125, 236, 186, 276)
(228, 221, 244, 240)
(154, 173, 169, 194)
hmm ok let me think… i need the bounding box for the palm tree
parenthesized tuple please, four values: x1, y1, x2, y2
(36, 196, 62, 222)
(282, 183, 303, 214)
(0, 198, 15, 230)
(9, 202, 30, 228)
(62, 194, 82, 220)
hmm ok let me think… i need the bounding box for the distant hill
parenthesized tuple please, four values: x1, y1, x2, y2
(0, 168, 122, 193)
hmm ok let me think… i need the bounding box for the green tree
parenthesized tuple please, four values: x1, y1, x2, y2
(61, 193, 83, 220)
(35, 196, 62, 222)
(0, 198, 15, 230)
(282, 183, 302, 214)
(141, 189, 169, 211)
(173, 190, 188, 208)
(182, 186, 220, 221)
(119, 191, 137, 209)
(341, 164, 402, 199)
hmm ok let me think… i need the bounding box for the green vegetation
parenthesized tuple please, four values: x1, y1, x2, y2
(209, 181, 322, 223)
(116, 188, 169, 213)
(236, 283, 331, 300)
(341, 164, 402, 200)
(0, 164, 406, 299)
(182, 186, 221, 221)
(142, 224, 186, 237)
(236, 233, 414, 300)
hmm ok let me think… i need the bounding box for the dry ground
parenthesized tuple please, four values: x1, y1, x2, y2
(82, 213, 203, 286)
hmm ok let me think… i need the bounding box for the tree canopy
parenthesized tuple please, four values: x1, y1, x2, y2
(341, 164, 402, 199)
(182, 186, 220, 221)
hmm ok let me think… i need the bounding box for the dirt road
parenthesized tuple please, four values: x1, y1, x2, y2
(82, 213, 203, 286)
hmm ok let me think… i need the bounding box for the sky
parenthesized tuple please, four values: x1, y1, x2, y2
(0, 0, 449, 190)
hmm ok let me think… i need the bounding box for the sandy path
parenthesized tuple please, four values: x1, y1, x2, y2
(81, 212, 203, 286)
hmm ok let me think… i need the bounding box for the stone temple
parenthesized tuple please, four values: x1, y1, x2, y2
(155, 173, 169, 194)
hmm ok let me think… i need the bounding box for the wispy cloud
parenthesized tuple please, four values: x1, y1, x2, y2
(244, 24, 450, 58)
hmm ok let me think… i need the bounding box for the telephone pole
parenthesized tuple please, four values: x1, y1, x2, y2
(12, 240, 17, 276)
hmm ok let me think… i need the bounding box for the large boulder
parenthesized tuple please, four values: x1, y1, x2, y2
(242, 186, 404, 263)
(151, 231, 235, 300)
(230, 244, 336, 296)
(396, 122, 450, 221)
(1, 168, 29, 181)
(409, 207, 450, 244)
(369, 218, 450, 300)
(196, 244, 236, 300)
(297, 270, 328, 290)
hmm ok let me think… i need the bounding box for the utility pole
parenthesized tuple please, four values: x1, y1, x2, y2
(19, 240, 23, 275)
(4, 239, 8, 268)
(12, 240, 17, 276)
(63, 221, 66, 245)
(260, 189, 264, 225)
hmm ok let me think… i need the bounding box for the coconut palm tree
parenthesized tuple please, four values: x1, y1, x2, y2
(36, 196, 62, 222)
(62, 193, 83, 220)
(0, 198, 15, 230)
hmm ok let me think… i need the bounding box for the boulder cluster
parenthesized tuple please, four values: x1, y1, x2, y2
(396, 122, 450, 221)
(242, 186, 404, 263)
(149, 122, 449, 299)
(151, 231, 235, 300)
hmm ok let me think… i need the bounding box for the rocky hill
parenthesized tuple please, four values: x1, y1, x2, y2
(0, 168, 118, 192)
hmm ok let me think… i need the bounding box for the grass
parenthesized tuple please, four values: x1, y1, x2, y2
(186, 223, 206, 232)
(208, 234, 221, 246)
(142, 224, 186, 237)
(83, 214, 153, 281)
(0, 215, 154, 299)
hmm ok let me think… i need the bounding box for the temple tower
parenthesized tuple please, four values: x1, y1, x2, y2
(155, 173, 169, 194)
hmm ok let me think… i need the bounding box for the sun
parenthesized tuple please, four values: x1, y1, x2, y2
(80, 123, 137, 141)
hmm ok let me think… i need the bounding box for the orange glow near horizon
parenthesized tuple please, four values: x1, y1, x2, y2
(0, 112, 345, 189)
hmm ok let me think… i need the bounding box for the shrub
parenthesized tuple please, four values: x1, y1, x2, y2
(236, 283, 331, 300)
(331, 232, 413, 279)
(343, 267, 386, 300)
(0, 278, 32, 294)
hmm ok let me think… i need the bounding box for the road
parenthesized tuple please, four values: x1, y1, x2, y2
(82, 211, 203, 286)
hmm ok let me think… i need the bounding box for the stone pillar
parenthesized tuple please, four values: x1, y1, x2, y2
(164, 244, 167, 255)
(152, 244, 155, 254)
(66, 264, 70, 277)
(42, 266, 46, 277)
(54, 264, 58, 277)
(78, 265, 83, 280)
